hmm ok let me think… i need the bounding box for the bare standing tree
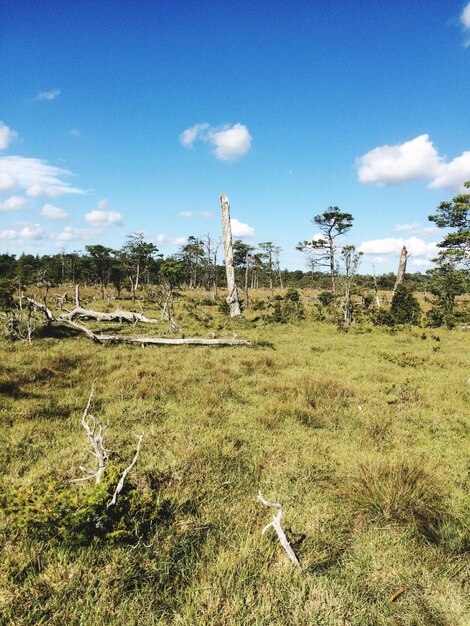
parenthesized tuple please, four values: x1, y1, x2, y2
(220, 194, 241, 318)
(394, 245, 408, 292)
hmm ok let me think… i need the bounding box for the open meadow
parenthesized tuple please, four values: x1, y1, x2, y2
(0, 289, 469, 625)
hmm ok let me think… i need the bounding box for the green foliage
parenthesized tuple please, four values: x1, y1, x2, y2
(317, 290, 335, 306)
(0, 279, 15, 311)
(268, 289, 305, 323)
(2, 466, 170, 546)
(390, 284, 421, 325)
(429, 181, 470, 266)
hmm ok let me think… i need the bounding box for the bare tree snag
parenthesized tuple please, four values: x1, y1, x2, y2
(258, 490, 300, 567)
(394, 245, 408, 291)
(220, 193, 241, 318)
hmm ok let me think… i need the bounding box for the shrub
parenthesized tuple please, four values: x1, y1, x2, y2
(390, 284, 421, 325)
(317, 291, 335, 307)
(2, 466, 173, 546)
(346, 458, 446, 540)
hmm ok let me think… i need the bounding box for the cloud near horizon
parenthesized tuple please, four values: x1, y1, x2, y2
(359, 235, 438, 262)
(41, 203, 69, 219)
(180, 122, 252, 161)
(357, 134, 470, 192)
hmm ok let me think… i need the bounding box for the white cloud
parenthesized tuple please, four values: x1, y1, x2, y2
(0, 156, 85, 197)
(180, 122, 252, 161)
(178, 210, 193, 217)
(210, 124, 252, 161)
(428, 151, 470, 191)
(0, 229, 17, 240)
(20, 223, 45, 240)
(0, 122, 17, 150)
(359, 236, 438, 260)
(179, 123, 209, 148)
(231, 217, 254, 237)
(41, 203, 69, 220)
(85, 210, 122, 227)
(0, 195, 28, 212)
(357, 134, 470, 192)
(56, 226, 100, 242)
(461, 2, 470, 28)
(155, 233, 167, 244)
(357, 134, 441, 185)
(36, 89, 60, 101)
(394, 223, 420, 233)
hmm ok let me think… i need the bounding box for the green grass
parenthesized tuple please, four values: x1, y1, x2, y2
(0, 290, 469, 625)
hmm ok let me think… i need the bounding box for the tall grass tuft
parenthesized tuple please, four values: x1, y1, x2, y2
(346, 458, 447, 541)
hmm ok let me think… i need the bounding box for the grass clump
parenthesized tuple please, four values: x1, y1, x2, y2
(346, 458, 447, 541)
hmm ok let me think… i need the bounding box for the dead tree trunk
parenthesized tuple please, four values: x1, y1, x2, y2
(394, 246, 408, 292)
(220, 193, 241, 318)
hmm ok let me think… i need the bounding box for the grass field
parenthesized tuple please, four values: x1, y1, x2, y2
(1, 290, 469, 625)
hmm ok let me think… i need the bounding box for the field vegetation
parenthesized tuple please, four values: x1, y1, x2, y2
(1, 286, 469, 625)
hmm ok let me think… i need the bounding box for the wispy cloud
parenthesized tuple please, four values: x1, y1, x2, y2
(35, 89, 60, 101)
(180, 122, 252, 161)
(394, 223, 421, 233)
(177, 210, 214, 219)
(461, 2, 470, 47)
(0, 156, 85, 197)
(0, 121, 17, 150)
(357, 134, 470, 192)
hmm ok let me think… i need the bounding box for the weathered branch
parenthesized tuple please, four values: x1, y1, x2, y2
(22, 297, 55, 322)
(107, 434, 143, 508)
(60, 306, 159, 324)
(258, 490, 300, 567)
(71, 382, 108, 484)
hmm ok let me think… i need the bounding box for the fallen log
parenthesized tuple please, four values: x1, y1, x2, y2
(22, 298, 250, 346)
(59, 306, 159, 324)
(96, 334, 251, 346)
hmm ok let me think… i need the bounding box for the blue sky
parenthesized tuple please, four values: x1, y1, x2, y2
(1, 0, 470, 272)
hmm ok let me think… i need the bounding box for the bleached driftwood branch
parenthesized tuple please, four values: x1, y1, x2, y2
(60, 306, 159, 324)
(258, 490, 300, 567)
(71, 382, 109, 484)
(107, 434, 143, 508)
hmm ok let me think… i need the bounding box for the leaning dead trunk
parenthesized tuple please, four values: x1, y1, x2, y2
(394, 245, 408, 292)
(220, 193, 241, 318)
